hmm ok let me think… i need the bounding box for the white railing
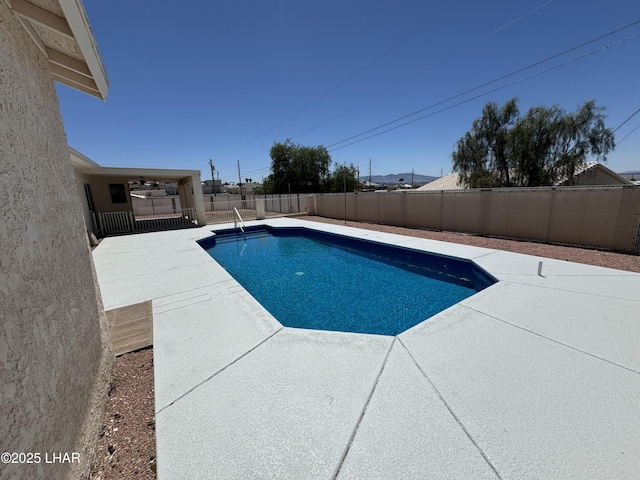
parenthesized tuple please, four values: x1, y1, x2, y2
(233, 207, 246, 232)
(204, 199, 256, 225)
(98, 211, 132, 235)
(98, 208, 196, 236)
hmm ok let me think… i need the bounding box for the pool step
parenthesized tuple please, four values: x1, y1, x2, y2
(213, 230, 271, 244)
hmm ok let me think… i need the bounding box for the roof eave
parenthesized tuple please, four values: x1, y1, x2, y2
(7, 0, 109, 100)
(69, 146, 101, 169)
(58, 0, 108, 100)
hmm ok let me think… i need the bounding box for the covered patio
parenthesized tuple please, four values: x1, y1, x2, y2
(71, 147, 207, 236)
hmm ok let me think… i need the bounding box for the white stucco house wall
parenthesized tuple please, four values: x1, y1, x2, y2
(1, 1, 112, 478)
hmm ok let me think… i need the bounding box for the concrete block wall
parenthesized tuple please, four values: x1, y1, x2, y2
(0, 3, 112, 479)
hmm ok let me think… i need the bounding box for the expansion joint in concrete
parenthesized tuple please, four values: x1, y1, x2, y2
(156, 326, 284, 415)
(332, 337, 396, 480)
(397, 337, 504, 480)
(504, 279, 640, 303)
(466, 305, 640, 376)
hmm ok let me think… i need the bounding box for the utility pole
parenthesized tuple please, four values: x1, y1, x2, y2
(209, 159, 216, 196)
(369, 159, 372, 190)
(411, 169, 414, 189)
(237, 160, 243, 200)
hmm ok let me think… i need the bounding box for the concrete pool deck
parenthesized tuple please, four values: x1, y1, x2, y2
(92, 218, 640, 479)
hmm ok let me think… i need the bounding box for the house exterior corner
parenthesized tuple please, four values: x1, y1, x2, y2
(0, 2, 112, 478)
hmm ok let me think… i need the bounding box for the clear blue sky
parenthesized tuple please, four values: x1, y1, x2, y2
(57, 0, 640, 183)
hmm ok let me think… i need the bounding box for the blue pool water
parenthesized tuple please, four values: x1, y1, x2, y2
(199, 226, 496, 336)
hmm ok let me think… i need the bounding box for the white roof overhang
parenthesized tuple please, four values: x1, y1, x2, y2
(5, 0, 108, 99)
(70, 147, 201, 181)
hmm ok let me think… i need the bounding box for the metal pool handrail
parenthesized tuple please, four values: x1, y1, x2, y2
(233, 207, 246, 232)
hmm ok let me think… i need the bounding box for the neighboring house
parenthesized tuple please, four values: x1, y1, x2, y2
(361, 181, 385, 191)
(71, 147, 207, 235)
(227, 182, 260, 194)
(417, 164, 632, 191)
(2, 1, 111, 478)
(130, 189, 170, 198)
(132, 180, 179, 195)
(202, 179, 224, 194)
(556, 161, 633, 186)
(416, 173, 464, 191)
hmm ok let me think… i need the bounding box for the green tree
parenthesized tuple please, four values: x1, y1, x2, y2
(324, 164, 359, 193)
(266, 140, 331, 193)
(258, 176, 275, 194)
(548, 101, 615, 185)
(452, 99, 615, 188)
(509, 104, 562, 186)
(452, 99, 519, 188)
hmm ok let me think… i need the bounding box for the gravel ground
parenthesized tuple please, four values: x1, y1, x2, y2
(88, 218, 640, 479)
(89, 348, 156, 480)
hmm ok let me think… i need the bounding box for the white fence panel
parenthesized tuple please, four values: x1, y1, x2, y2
(204, 194, 307, 225)
(98, 208, 196, 235)
(98, 211, 132, 235)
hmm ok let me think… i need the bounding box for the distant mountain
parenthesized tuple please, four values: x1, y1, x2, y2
(366, 173, 438, 185)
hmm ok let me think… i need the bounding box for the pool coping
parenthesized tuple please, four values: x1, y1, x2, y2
(92, 218, 640, 479)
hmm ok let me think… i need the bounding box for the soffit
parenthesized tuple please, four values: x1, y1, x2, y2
(5, 0, 108, 99)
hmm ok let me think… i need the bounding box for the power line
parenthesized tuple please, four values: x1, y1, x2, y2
(613, 106, 640, 133)
(326, 20, 640, 149)
(328, 31, 640, 152)
(216, 18, 640, 177)
(291, 1, 560, 143)
(209, 13, 437, 161)
(490, 0, 555, 35)
(616, 123, 640, 145)
(241, 165, 271, 177)
(212, 1, 561, 162)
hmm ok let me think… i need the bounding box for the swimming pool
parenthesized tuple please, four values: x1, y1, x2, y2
(199, 226, 496, 336)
